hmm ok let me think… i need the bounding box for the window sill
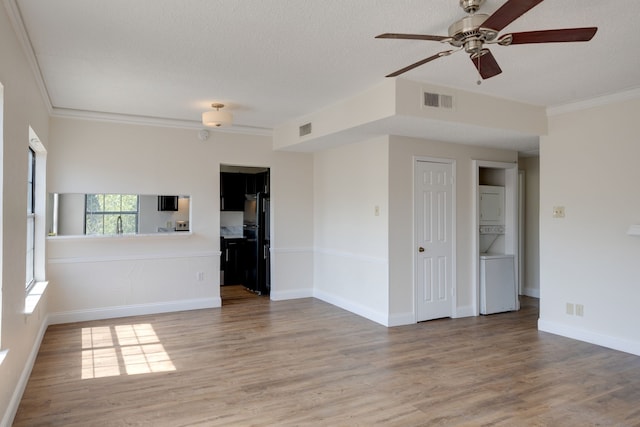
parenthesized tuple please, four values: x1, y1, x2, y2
(25, 281, 49, 315)
(47, 232, 193, 241)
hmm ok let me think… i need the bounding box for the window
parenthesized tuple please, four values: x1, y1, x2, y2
(26, 147, 35, 290)
(85, 194, 139, 235)
(25, 128, 48, 314)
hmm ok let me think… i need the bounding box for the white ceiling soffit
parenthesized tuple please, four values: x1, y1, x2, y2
(7, 0, 640, 148)
(280, 114, 539, 153)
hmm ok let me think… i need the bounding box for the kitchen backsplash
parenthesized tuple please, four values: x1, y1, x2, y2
(220, 211, 243, 226)
(220, 211, 243, 237)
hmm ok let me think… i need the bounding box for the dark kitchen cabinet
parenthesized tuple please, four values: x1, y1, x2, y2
(244, 174, 256, 195)
(255, 171, 269, 194)
(221, 238, 246, 285)
(243, 172, 269, 195)
(221, 172, 271, 211)
(243, 171, 269, 194)
(157, 195, 179, 211)
(220, 173, 245, 211)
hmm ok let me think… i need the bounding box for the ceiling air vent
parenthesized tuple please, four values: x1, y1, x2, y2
(423, 92, 454, 109)
(299, 122, 312, 137)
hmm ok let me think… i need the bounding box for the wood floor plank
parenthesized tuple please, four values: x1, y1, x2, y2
(13, 294, 640, 426)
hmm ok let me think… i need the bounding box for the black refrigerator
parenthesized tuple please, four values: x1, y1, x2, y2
(243, 192, 270, 295)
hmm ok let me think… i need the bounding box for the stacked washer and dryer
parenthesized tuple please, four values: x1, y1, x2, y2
(478, 185, 518, 315)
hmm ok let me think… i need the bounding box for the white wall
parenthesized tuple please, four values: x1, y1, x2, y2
(46, 117, 314, 319)
(388, 136, 517, 321)
(519, 156, 540, 298)
(0, 3, 51, 424)
(311, 133, 518, 326)
(312, 136, 390, 324)
(57, 193, 84, 235)
(539, 97, 640, 355)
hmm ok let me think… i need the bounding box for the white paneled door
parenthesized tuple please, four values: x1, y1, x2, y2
(415, 160, 453, 321)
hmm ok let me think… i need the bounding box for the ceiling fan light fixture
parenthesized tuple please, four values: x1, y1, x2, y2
(202, 103, 233, 127)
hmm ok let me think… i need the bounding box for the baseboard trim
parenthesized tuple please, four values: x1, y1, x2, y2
(454, 305, 476, 318)
(388, 312, 414, 327)
(313, 289, 388, 326)
(522, 287, 540, 298)
(48, 298, 221, 325)
(2, 314, 50, 427)
(538, 319, 640, 356)
(270, 289, 314, 301)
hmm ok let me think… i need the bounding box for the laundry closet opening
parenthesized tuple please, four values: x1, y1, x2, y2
(475, 163, 519, 316)
(219, 165, 270, 303)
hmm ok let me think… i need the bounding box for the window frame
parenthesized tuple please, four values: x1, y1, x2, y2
(84, 194, 140, 235)
(26, 147, 36, 292)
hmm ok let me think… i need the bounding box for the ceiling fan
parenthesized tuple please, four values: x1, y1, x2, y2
(376, 0, 597, 80)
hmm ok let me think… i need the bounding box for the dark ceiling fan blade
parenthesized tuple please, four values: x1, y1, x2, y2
(481, 0, 544, 32)
(470, 50, 502, 79)
(376, 33, 449, 42)
(386, 50, 453, 77)
(505, 27, 598, 44)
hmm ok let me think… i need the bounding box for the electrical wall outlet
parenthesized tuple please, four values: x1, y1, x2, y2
(553, 206, 566, 218)
(576, 304, 584, 317)
(566, 302, 574, 315)
(197, 272, 204, 282)
(374, 205, 380, 216)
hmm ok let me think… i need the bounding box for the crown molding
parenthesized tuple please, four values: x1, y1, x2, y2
(51, 108, 273, 136)
(3, 0, 53, 114)
(547, 87, 640, 116)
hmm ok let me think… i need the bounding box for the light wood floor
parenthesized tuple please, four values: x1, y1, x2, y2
(13, 293, 640, 426)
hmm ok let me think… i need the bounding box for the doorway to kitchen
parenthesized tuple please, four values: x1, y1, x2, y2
(220, 165, 270, 304)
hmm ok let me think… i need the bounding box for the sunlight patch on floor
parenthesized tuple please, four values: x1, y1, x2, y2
(81, 323, 175, 379)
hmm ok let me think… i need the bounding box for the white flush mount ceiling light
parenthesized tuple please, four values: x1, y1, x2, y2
(202, 103, 233, 127)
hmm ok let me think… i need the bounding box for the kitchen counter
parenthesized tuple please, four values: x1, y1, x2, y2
(220, 225, 243, 239)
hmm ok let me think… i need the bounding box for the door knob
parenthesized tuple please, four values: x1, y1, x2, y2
(418, 247, 425, 252)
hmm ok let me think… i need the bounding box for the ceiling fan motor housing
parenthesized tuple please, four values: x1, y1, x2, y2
(448, 14, 498, 53)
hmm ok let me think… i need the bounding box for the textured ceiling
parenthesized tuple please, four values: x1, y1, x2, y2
(10, 0, 640, 146)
